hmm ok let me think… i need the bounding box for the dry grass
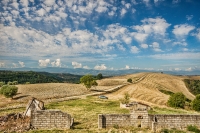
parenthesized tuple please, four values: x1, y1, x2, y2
(0, 72, 198, 112)
(105, 72, 196, 106)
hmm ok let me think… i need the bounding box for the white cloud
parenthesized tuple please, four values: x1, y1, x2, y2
(122, 36, 132, 44)
(125, 65, 130, 69)
(150, 42, 163, 52)
(83, 66, 90, 69)
(94, 64, 107, 70)
(172, 0, 181, 4)
(131, 0, 138, 5)
(140, 44, 148, 49)
(39, 59, 50, 67)
(149, 52, 200, 60)
(133, 18, 171, 36)
(116, 44, 126, 51)
(36, 8, 46, 16)
(121, 8, 127, 16)
(43, 0, 55, 6)
(173, 41, 187, 46)
(182, 48, 188, 51)
(185, 67, 192, 71)
(174, 68, 181, 71)
(51, 59, 61, 67)
(108, 11, 115, 16)
(0, 62, 5, 67)
(132, 8, 136, 13)
(172, 24, 195, 37)
(18, 61, 25, 67)
(186, 15, 193, 21)
(12, 63, 18, 68)
(131, 46, 140, 53)
(195, 28, 200, 40)
(72, 61, 82, 68)
(125, 3, 131, 9)
(95, 6, 107, 13)
(20, 0, 29, 7)
(132, 33, 148, 42)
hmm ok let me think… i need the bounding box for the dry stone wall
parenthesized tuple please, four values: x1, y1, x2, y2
(149, 114, 200, 130)
(98, 114, 131, 128)
(31, 110, 73, 129)
(98, 110, 200, 130)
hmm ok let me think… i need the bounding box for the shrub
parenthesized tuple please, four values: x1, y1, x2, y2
(120, 92, 130, 104)
(167, 92, 186, 108)
(0, 85, 18, 99)
(192, 94, 200, 111)
(127, 78, 132, 83)
(0, 81, 5, 87)
(187, 125, 200, 133)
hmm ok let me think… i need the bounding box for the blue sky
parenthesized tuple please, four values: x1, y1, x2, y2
(0, 0, 200, 72)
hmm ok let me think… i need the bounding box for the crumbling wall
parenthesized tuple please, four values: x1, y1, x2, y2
(31, 110, 73, 129)
(149, 114, 200, 130)
(98, 114, 131, 128)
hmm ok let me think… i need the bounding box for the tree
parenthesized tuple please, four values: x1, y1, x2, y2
(80, 75, 98, 89)
(127, 78, 132, 83)
(0, 85, 18, 99)
(97, 73, 103, 80)
(120, 92, 130, 104)
(167, 92, 186, 108)
(192, 94, 200, 111)
(0, 81, 5, 87)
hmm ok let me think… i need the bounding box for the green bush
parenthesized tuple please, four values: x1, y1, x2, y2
(187, 125, 200, 133)
(0, 85, 18, 99)
(127, 78, 132, 83)
(0, 81, 5, 87)
(192, 94, 200, 111)
(167, 92, 186, 108)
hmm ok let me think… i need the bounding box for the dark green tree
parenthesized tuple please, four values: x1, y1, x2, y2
(0, 81, 5, 87)
(127, 78, 132, 83)
(0, 85, 18, 99)
(97, 73, 103, 80)
(167, 92, 186, 108)
(192, 94, 200, 111)
(80, 75, 98, 90)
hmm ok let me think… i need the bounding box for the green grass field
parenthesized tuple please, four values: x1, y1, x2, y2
(1, 96, 198, 133)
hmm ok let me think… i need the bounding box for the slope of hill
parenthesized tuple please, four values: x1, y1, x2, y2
(102, 72, 197, 106)
(0, 70, 82, 84)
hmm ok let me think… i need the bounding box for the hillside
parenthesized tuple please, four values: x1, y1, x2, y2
(0, 70, 82, 84)
(1, 72, 200, 113)
(102, 72, 197, 106)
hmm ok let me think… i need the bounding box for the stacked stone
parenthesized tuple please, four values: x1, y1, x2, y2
(31, 110, 72, 129)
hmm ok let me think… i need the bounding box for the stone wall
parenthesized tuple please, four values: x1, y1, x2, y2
(98, 111, 200, 130)
(98, 114, 131, 128)
(31, 110, 73, 129)
(149, 114, 200, 131)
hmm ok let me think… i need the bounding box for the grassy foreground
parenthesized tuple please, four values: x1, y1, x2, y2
(1, 96, 196, 133)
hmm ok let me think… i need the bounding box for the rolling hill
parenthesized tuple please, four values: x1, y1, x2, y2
(1, 72, 200, 112)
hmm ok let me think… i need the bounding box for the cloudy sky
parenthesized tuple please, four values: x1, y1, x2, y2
(0, 0, 200, 72)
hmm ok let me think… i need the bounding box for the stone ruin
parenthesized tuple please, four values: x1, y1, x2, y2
(98, 101, 200, 132)
(0, 97, 73, 132)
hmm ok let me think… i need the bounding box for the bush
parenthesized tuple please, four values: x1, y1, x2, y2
(0, 85, 18, 99)
(187, 125, 200, 133)
(127, 78, 132, 83)
(120, 92, 130, 104)
(0, 81, 5, 87)
(192, 94, 200, 111)
(167, 92, 186, 108)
